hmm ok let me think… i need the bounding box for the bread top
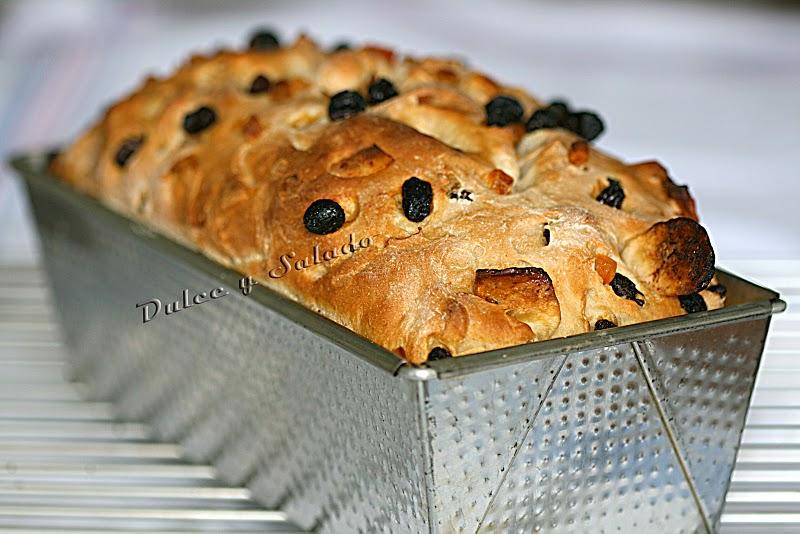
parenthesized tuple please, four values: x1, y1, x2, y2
(51, 33, 723, 364)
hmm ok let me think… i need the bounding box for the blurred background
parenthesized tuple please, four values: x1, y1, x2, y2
(0, 0, 799, 264)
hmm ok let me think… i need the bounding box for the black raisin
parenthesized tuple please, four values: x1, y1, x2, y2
(401, 177, 433, 222)
(46, 149, 60, 165)
(331, 41, 351, 52)
(596, 178, 625, 209)
(114, 135, 144, 167)
(248, 28, 280, 50)
(460, 190, 473, 201)
(678, 293, 707, 313)
(594, 319, 617, 330)
(367, 78, 398, 105)
(706, 284, 727, 298)
(574, 111, 604, 141)
(303, 199, 345, 235)
(183, 106, 217, 134)
(526, 103, 566, 132)
(249, 74, 271, 94)
(610, 273, 645, 306)
(548, 100, 570, 117)
(427, 347, 452, 361)
(485, 95, 524, 127)
(543, 226, 551, 245)
(328, 90, 366, 121)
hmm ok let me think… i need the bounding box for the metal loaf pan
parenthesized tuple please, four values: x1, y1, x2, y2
(12, 152, 786, 534)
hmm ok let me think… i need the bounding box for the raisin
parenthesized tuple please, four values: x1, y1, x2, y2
(46, 149, 60, 165)
(610, 273, 645, 306)
(332, 41, 351, 52)
(543, 226, 551, 245)
(485, 95, 524, 127)
(328, 90, 366, 121)
(249, 74, 271, 94)
(594, 319, 617, 330)
(402, 177, 433, 222)
(248, 28, 280, 50)
(706, 284, 727, 298)
(526, 100, 605, 141)
(526, 107, 562, 132)
(427, 347, 452, 361)
(367, 78, 398, 105)
(596, 178, 625, 209)
(303, 199, 345, 235)
(114, 135, 144, 167)
(182, 106, 217, 134)
(526, 100, 573, 132)
(548, 100, 570, 117)
(574, 111, 604, 141)
(679, 293, 707, 313)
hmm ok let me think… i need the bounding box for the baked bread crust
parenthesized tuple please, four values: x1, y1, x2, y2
(51, 34, 722, 363)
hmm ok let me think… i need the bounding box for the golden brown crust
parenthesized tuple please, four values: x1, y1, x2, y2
(50, 34, 723, 364)
(621, 217, 715, 296)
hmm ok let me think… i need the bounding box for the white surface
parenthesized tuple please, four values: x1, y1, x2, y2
(1, 0, 799, 262)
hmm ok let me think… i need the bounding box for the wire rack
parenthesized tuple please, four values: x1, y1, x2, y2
(0, 262, 797, 533)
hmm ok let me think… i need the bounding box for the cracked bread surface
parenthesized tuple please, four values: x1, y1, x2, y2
(50, 34, 722, 364)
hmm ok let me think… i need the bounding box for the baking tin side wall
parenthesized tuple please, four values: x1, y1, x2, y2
(422, 314, 769, 534)
(24, 175, 434, 533)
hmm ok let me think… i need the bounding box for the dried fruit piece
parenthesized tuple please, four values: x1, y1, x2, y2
(524, 100, 605, 141)
(303, 199, 345, 235)
(367, 78, 398, 105)
(568, 140, 590, 165)
(594, 254, 617, 285)
(610, 273, 645, 306)
(183, 106, 217, 134)
(401, 177, 433, 222)
(249, 74, 271, 94)
(678, 293, 707, 313)
(573, 111, 604, 141)
(525, 105, 563, 132)
(474, 267, 561, 340)
(329, 145, 394, 178)
(621, 217, 715, 296)
(427, 347, 452, 361)
(241, 115, 263, 139)
(248, 28, 280, 50)
(543, 225, 551, 246)
(485, 95, 524, 127)
(483, 168, 514, 195)
(114, 135, 144, 168)
(706, 284, 727, 298)
(328, 90, 366, 121)
(596, 178, 625, 209)
(594, 319, 617, 330)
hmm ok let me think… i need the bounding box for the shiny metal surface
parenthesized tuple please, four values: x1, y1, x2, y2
(0, 268, 302, 532)
(12, 154, 790, 532)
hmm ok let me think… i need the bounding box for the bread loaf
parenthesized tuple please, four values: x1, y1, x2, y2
(51, 32, 723, 364)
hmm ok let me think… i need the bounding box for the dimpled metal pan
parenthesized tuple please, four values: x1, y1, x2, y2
(12, 152, 786, 533)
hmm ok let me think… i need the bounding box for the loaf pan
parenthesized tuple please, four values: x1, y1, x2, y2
(11, 152, 785, 533)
